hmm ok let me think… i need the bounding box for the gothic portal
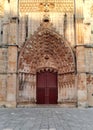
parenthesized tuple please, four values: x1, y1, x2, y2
(18, 22, 76, 105)
(0, 0, 93, 107)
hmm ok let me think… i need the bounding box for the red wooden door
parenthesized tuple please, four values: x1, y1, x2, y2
(37, 70, 57, 104)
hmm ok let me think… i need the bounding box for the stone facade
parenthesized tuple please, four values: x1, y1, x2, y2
(0, 0, 93, 107)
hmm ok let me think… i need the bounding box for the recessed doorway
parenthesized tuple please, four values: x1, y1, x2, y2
(36, 70, 58, 104)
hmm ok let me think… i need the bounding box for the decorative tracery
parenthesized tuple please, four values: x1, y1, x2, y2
(19, 0, 74, 13)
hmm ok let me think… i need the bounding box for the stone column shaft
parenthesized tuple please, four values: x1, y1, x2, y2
(76, 46, 87, 107)
(6, 8, 18, 107)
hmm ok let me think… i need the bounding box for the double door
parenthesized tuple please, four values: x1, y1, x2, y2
(37, 70, 57, 104)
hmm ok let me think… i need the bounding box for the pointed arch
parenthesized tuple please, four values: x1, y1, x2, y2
(18, 23, 75, 74)
(18, 23, 76, 105)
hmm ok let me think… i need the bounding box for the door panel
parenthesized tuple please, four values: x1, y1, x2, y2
(47, 71, 57, 88)
(37, 70, 57, 104)
(49, 88, 57, 104)
(37, 88, 45, 104)
(37, 71, 46, 88)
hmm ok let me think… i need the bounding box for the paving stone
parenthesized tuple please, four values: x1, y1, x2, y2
(0, 107, 93, 130)
(40, 129, 48, 130)
(3, 129, 13, 130)
(49, 128, 56, 130)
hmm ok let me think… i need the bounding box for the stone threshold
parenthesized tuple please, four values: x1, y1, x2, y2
(17, 103, 77, 108)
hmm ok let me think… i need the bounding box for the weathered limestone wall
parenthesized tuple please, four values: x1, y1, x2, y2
(6, 46, 18, 107)
(0, 48, 7, 73)
(0, 0, 8, 105)
(75, 0, 87, 107)
(85, 47, 93, 106)
(76, 45, 87, 107)
(0, 48, 7, 104)
(6, 17, 18, 107)
(0, 0, 9, 106)
(87, 74, 93, 106)
(0, 0, 18, 107)
(9, 0, 18, 17)
(76, 0, 93, 107)
(0, 20, 3, 42)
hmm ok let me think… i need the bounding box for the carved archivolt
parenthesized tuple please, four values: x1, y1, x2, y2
(18, 22, 75, 75)
(18, 22, 76, 103)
